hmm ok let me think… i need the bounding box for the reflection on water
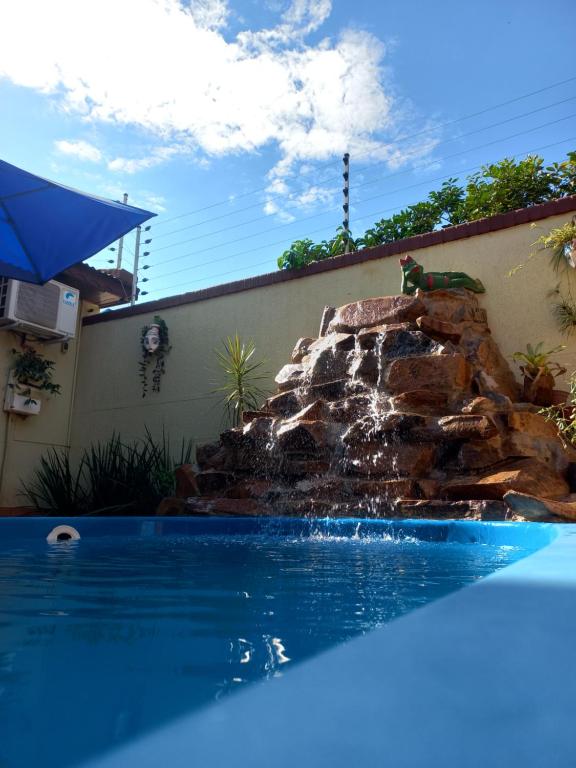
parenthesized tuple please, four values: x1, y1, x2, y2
(0, 530, 532, 768)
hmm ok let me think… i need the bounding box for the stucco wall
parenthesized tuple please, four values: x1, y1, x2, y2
(0, 306, 86, 507)
(70, 210, 576, 459)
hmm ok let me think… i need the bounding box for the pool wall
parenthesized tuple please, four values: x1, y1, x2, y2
(3, 518, 575, 767)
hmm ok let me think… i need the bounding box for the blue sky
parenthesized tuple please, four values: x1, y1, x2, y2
(0, 0, 574, 304)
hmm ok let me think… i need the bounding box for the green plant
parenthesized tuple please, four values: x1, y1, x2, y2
(540, 373, 576, 448)
(22, 449, 86, 516)
(213, 334, 268, 427)
(139, 316, 171, 397)
(534, 219, 576, 272)
(512, 342, 567, 380)
(10, 347, 61, 404)
(21, 429, 194, 516)
(277, 238, 324, 270)
(278, 149, 576, 271)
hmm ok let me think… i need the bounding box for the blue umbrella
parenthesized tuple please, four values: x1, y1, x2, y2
(0, 159, 156, 284)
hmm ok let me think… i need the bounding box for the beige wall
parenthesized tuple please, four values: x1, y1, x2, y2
(70, 212, 576, 462)
(0, 305, 86, 507)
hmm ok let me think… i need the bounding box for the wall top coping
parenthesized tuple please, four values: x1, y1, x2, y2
(84, 195, 576, 326)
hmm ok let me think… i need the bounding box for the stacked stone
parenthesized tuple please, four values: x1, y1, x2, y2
(164, 289, 575, 521)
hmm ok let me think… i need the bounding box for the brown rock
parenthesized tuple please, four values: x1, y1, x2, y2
(436, 414, 499, 440)
(507, 411, 560, 439)
(156, 497, 189, 516)
(379, 329, 443, 360)
(458, 437, 505, 470)
(242, 417, 273, 442)
(344, 442, 435, 477)
(196, 441, 222, 469)
(395, 499, 510, 521)
(196, 444, 230, 471)
(225, 480, 277, 500)
(414, 478, 442, 499)
(441, 458, 570, 501)
(265, 390, 300, 417)
(389, 390, 449, 412)
(348, 350, 379, 383)
(287, 400, 330, 423)
(319, 306, 336, 337)
(357, 323, 413, 349)
(503, 491, 576, 521)
(275, 364, 305, 391)
(418, 289, 486, 324)
(385, 354, 471, 395)
(242, 410, 270, 424)
(342, 413, 424, 444)
(291, 337, 315, 363)
(174, 464, 200, 498)
(461, 396, 512, 414)
(328, 295, 426, 334)
(416, 315, 464, 343)
(328, 395, 375, 423)
(309, 332, 356, 354)
(282, 458, 332, 476)
(196, 470, 236, 494)
(302, 378, 354, 403)
(220, 428, 244, 448)
(460, 330, 520, 401)
(299, 477, 417, 502)
(186, 497, 273, 516)
(503, 432, 574, 474)
(277, 420, 338, 452)
(307, 348, 351, 385)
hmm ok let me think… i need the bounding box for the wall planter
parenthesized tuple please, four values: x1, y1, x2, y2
(4, 348, 61, 417)
(4, 375, 42, 416)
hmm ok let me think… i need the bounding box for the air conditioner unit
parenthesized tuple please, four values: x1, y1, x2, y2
(0, 279, 79, 340)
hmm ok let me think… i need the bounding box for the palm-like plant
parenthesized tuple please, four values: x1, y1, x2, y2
(214, 334, 268, 427)
(512, 342, 567, 380)
(512, 342, 567, 405)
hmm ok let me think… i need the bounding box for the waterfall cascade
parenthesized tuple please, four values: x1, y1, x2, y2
(169, 289, 575, 521)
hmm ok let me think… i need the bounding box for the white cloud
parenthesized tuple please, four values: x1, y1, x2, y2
(54, 139, 102, 163)
(107, 156, 163, 174)
(1, 0, 437, 211)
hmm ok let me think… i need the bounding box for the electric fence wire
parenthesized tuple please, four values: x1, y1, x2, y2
(151, 93, 576, 243)
(149, 75, 576, 230)
(143, 117, 576, 279)
(143, 134, 575, 298)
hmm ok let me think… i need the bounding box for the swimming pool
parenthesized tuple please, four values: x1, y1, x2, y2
(0, 517, 560, 767)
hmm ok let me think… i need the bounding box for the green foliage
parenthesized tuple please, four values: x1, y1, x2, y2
(213, 334, 268, 427)
(10, 347, 61, 404)
(277, 150, 576, 270)
(552, 296, 576, 335)
(534, 220, 576, 273)
(22, 429, 193, 516)
(512, 342, 567, 380)
(22, 449, 86, 516)
(459, 155, 554, 220)
(540, 373, 576, 448)
(277, 227, 358, 270)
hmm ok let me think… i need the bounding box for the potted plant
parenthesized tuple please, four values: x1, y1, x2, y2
(535, 219, 576, 335)
(5, 347, 61, 415)
(512, 343, 567, 406)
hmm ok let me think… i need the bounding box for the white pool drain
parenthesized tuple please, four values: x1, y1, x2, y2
(47, 525, 80, 543)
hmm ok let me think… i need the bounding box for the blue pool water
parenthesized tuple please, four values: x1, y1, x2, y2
(0, 517, 546, 768)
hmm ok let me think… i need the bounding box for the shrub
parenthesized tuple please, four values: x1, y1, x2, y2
(22, 429, 193, 516)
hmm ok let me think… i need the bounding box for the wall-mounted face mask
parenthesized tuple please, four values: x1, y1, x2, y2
(143, 324, 161, 353)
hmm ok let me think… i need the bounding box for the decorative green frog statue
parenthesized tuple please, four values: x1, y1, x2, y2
(399, 255, 485, 295)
